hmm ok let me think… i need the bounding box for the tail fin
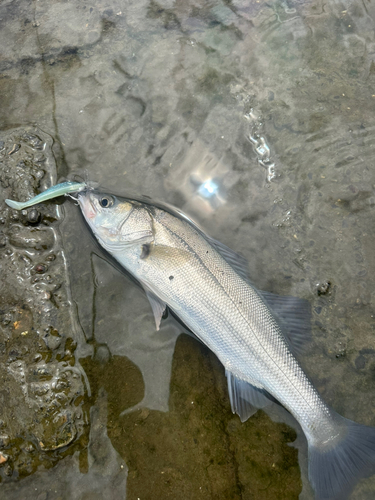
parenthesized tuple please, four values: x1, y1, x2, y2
(308, 414, 375, 499)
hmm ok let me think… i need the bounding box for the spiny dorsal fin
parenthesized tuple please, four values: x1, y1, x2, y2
(204, 236, 250, 282)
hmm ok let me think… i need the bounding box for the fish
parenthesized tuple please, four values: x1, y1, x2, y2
(76, 188, 375, 500)
(5, 181, 87, 210)
(6, 182, 375, 498)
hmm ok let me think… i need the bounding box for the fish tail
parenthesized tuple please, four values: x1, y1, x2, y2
(308, 413, 375, 499)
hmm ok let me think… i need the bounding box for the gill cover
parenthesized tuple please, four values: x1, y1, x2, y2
(78, 191, 154, 251)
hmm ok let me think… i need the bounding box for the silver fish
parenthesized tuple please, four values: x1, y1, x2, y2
(77, 189, 375, 500)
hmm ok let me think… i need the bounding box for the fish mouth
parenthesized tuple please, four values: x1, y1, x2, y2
(77, 192, 97, 220)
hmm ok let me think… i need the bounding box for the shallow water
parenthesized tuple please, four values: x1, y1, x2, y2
(1, 0, 375, 498)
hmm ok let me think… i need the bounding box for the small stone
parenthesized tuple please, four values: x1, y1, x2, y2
(316, 281, 331, 296)
(34, 264, 47, 274)
(34, 169, 44, 179)
(8, 226, 54, 250)
(27, 209, 40, 224)
(139, 408, 150, 420)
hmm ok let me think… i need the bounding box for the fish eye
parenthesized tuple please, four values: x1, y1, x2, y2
(99, 195, 114, 208)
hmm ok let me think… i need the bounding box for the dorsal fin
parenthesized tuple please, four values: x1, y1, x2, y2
(259, 291, 311, 355)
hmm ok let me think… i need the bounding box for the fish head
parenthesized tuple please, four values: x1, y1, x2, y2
(77, 190, 154, 252)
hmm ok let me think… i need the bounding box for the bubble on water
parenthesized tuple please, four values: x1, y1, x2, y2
(255, 137, 271, 159)
(244, 101, 277, 181)
(266, 163, 276, 182)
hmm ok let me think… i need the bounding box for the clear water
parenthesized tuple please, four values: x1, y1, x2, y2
(1, 0, 375, 498)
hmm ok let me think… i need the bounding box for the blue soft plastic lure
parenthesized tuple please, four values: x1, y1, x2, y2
(5, 181, 87, 210)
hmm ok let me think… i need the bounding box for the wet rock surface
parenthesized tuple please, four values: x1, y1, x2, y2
(0, 128, 87, 481)
(1, 0, 375, 499)
(1, 389, 127, 500)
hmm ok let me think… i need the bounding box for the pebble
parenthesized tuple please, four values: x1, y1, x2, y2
(34, 264, 47, 274)
(27, 209, 40, 224)
(316, 281, 331, 296)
